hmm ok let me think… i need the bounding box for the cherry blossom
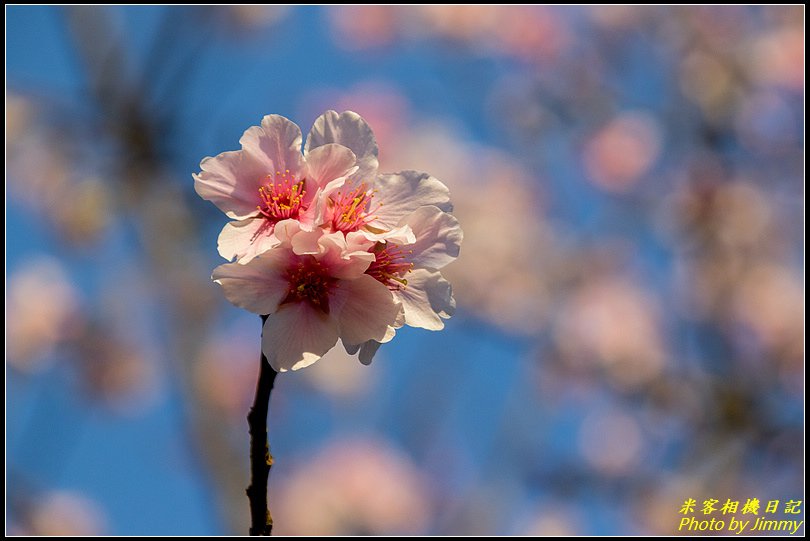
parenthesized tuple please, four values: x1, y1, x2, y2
(201, 110, 461, 370)
(212, 233, 401, 371)
(196, 111, 455, 265)
(195, 113, 360, 263)
(343, 204, 462, 364)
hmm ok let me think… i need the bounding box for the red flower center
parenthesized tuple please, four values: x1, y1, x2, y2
(283, 257, 337, 313)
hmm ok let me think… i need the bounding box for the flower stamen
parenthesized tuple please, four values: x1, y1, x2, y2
(366, 243, 414, 290)
(329, 184, 380, 233)
(257, 170, 307, 222)
(283, 257, 337, 313)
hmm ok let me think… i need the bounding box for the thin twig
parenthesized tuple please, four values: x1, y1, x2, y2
(246, 314, 277, 536)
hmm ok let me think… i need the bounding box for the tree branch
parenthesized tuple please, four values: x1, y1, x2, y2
(246, 314, 277, 536)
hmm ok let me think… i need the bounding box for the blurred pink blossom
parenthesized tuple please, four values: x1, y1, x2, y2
(17, 490, 107, 536)
(583, 112, 662, 192)
(273, 439, 430, 535)
(7, 257, 82, 372)
(555, 277, 667, 389)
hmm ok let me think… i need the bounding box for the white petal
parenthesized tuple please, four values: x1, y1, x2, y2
(393, 309, 406, 329)
(305, 143, 358, 189)
(398, 206, 462, 270)
(261, 302, 340, 372)
(239, 114, 306, 179)
(305, 110, 379, 181)
(212, 253, 290, 315)
(380, 325, 398, 342)
(371, 171, 453, 228)
(353, 224, 416, 245)
(194, 150, 268, 220)
(333, 275, 401, 345)
(321, 175, 349, 196)
(217, 218, 281, 264)
(395, 268, 455, 330)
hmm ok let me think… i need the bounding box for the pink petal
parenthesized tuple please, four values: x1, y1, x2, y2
(304, 175, 350, 230)
(345, 231, 377, 253)
(395, 269, 455, 330)
(272, 219, 304, 243)
(194, 150, 268, 220)
(290, 229, 323, 255)
(300, 144, 358, 229)
(305, 143, 358, 189)
(289, 229, 374, 278)
(371, 171, 453, 229)
(398, 206, 462, 270)
(261, 302, 340, 372)
(217, 218, 280, 264)
(239, 114, 307, 180)
(212, 252, 291, 315)
(333, 275, 402, 345)
(305, 110, 379, 182)
(318, 232, 375, 279)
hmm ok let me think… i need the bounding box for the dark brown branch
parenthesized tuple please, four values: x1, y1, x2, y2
(246, 314, 277, 536)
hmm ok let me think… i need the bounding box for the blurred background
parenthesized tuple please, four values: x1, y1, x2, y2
(5, 5, 804, 535)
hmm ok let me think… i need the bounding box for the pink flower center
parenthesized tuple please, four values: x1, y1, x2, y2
(366, 243, 413, 290)
(257, 170, 307, 223)
(329, 184, 379, 233)
(283, 257, 337, 313)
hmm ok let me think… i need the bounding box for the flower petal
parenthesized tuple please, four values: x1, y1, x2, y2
(305, 110, 379, 181)
(396, 269, 455, 330)
(399, 206, 462, 270)
(342, 340, 361, 355)
(262, 302, 340, 372)
(345, 231, 377, 253)
(342, 325, 396, 363)
(240, 114, 306, 179)
(351, 224, 416, 245)
(333, 275, 401, 345)
(290, 229, 322, 255)
(305, 143, 358, 189)
(272, 218, 303, 243)
(358, 340, 382, 365)
(318, 232, 376, 279)
(380, 324, 398, 342)
(217, 218, 280, 264)
(194, 150, 268, 220)
(371, 171, 453, 228)
(212, 252, 291, 315)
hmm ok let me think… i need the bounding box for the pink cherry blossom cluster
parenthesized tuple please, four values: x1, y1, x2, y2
(195, 112, 462, 371)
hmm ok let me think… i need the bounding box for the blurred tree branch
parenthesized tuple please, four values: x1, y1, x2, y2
(60, 5, 253, 533)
